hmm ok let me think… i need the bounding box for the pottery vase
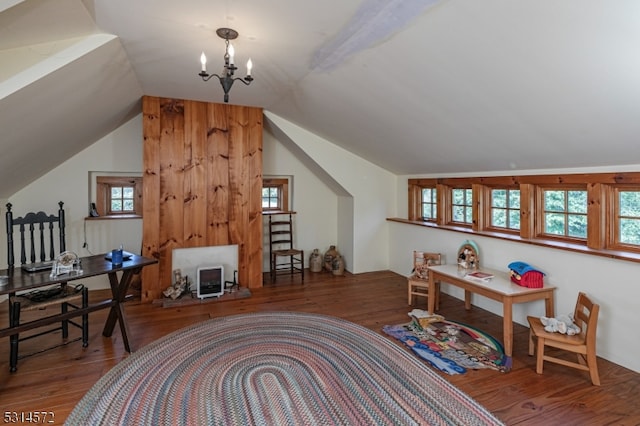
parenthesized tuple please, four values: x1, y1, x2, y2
(309, 249, 323, 272)
(332, 255, 345, 276)
(324, 245, 338, 272)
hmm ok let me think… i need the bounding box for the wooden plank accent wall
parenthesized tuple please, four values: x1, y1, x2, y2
(141, 96, 263, 302)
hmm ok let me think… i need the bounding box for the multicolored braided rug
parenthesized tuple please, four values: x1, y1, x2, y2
(66, 312, 504, 425)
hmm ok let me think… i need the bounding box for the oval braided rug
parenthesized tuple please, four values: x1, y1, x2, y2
(67, 312, 504, 425)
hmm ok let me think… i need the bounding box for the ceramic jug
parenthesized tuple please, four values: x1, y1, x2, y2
(324, 245, 338, 272)
(309, 249, 323, 272)
(332, 255, 345, 276)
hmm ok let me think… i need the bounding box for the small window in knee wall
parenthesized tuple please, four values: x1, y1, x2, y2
(95, 175, 143, 218)
(407, 173, 640, 259)
(262, 178, 289, 212)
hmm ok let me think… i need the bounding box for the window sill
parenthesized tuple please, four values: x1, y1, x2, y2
(387, 217, 640, 264)
(85, 214, 142, 220)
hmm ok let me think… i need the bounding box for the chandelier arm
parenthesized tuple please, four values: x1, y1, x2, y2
(233, 77, 253, 86)
(199, 73, 223, 82)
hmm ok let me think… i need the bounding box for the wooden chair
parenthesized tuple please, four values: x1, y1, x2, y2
(527, 292, 600, 385)
(268, 212, 304, 283)
(407, 251, 441, 308)
(5, 201, 89, 372)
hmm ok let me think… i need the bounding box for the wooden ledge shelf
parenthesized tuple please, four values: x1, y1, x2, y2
(85, 215, 142, 220)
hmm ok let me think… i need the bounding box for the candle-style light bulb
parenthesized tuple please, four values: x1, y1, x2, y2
(228, 44, 235, 65)
(200, 52, 207, 72)
(246, 58, 253, 76)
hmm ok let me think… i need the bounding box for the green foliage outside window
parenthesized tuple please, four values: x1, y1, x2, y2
(619, 191, 640, 245)
(421, 188, 437, 220)
(408, 174, 640, 259)
(452, 188, 472, 224)
(543, 190, 587, 238)
(111, 186, 135, 212)
(491, 189, 520, 230)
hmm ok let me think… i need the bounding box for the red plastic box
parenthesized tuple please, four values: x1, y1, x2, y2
(510, 270, 544, 288)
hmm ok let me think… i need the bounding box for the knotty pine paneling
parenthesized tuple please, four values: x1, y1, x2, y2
(141, 96, 161, 296)
(183, 101, 207, 249)
(141, 96, 263, 301)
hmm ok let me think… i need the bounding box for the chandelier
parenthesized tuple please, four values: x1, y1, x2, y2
(199, 28, 253, 103)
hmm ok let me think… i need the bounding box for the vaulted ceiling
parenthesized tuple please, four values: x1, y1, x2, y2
(1, 0, 639, 198)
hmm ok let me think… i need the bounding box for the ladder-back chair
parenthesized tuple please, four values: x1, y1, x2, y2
(268, 212, 304, 283)
(5, 201, 88, 372)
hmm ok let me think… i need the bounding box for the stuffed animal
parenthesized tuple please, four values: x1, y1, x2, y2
(540, 314, 580, 336)
(413, 262, 430, 279)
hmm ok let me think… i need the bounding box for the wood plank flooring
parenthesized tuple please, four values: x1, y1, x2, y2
(0, 270, 638, 425)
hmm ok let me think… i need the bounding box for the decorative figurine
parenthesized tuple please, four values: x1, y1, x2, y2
(163, 269, 190, 299)
(457, 240, 479, 270)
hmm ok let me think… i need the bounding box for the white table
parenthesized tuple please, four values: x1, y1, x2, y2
(428, 264, 555, 356)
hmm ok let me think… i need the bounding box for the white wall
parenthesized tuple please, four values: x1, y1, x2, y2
(262, 128, 339, 270)
(264, 111, 397, 273)
(389, 173, 640, 374)
(3, 114, 144, 289)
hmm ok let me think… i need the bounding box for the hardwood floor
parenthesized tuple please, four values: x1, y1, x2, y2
(1, 270, 638, 425)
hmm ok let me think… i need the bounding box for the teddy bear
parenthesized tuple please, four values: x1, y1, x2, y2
(540, 314, 581, 336)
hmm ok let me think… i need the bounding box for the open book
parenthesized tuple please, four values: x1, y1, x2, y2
(465, 271, 494, 282)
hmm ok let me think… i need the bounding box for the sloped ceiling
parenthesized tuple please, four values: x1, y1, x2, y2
(1, 0, 639, 198)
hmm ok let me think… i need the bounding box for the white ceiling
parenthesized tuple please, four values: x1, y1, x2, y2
(1, 0, 639, 197)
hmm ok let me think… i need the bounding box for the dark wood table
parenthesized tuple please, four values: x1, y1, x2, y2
(0, 254, 157, 353)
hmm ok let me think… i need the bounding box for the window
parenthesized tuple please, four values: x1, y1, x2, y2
(490, 188, 520, 231)
(451, 187, 472, 225)
(110, 186, 135, 213)
(540, 188, 587, 239)
(404, 173, 640, 263)
(262, 187, 280, 209)
(614, 188, 640, 247)
(421, 187, 438, 221)
(96, 176, 142, 217)
(262, 178, 289, 211)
